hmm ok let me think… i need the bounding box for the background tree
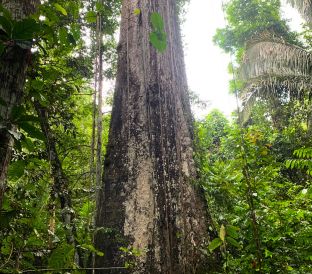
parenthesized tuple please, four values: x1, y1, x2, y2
(0, 0, 40, 210)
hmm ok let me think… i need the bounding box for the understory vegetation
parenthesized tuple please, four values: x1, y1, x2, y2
(0, 0, 312, 273)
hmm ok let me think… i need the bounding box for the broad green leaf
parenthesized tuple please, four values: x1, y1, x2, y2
(54, 3, 68, 16)
(31, 80, 44, 91)
(71, 25, 81, 40)
(264, 249, 273, 258)
(226, 236, 241, 248)
(0, 15, 12, 36)
(95, 2, 104, 12)
(219, 224, 226, 242)
(19, 122, 44, 141)
(67, 33, 76, 46)
(16, 115, 39, 123)
(59, 27, 68, 45)
(21, 137, 35, 152)
(149, 12, 167, 52)
(48, 243, 74, 268)
(226, 225, 239, 239)
(85, 11, 97, 23)
(208, 238, 223, 252)
(150, 12, 164, 31)
(12, 18, 40, 40)
(0, 4, 12, 20)
(8, 160, 25, 180)
(149, 31, 167, 52)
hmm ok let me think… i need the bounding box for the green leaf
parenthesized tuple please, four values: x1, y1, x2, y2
(95, 2, 104, 12)
(48, 243, 74, 268)
(80, 244, 104, 256)
(150, 12, 164, 31)
(19, 122, 44, 141)
(12, 18, 40, 40)
(59, 27, 68, 45)
(149, 12, 167, 52)
(8, 160, 25, 180)
(219, 224, 226, 242)
(21, 137, 35, 152)
(149, 31, 167, 52)
(226, 236, 241, 248)
(31, 80, 44, 91)
(67, 33, 76, 46)
(85, 11, 97, 23)
(264, 249, 273, 258)
(0, 4, 12, 20)
(16, 115, 39, 123)
(208, 238, 223, 252)
(54, 3, 68, 16)
(134, 8, 141, 16)
(226, 225, 239, 239)
(0, 15, 12, 36)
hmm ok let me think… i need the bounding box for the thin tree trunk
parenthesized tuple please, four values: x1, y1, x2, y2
(0, 0, 39, 210)
(34, 102, 82, 266)
(95, 1, 208, 273)
(95, 11, 104, 198)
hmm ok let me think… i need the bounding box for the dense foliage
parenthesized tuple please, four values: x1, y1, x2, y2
(201, 0, 312, 273)
(0, 0, 311, 273)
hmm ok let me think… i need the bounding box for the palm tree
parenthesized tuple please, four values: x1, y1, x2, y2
(239, 31, 312, 121)
(238, 0, 312, 122)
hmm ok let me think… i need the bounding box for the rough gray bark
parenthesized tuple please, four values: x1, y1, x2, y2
(0, 0, 39, 210)
(94, 1, 208, 273)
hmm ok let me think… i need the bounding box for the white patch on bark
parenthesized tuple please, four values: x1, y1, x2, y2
(123, 156, 154, 264)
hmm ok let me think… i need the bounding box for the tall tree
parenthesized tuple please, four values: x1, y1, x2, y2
(94, 0, 208, 273)
(0, 0, 40, 209)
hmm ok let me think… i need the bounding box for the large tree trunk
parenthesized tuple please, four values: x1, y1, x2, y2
(94, 1, 208, 273)
(0, 0, 39, 210)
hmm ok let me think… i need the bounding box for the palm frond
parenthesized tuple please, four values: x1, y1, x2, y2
(239, 36, 312, 122)
(240, 75, 312, 123)
(241, 40, 312, 81)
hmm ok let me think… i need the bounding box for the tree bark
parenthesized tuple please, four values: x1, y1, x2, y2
(0, 0, 39, 210)
(95, 1, 208, 273)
